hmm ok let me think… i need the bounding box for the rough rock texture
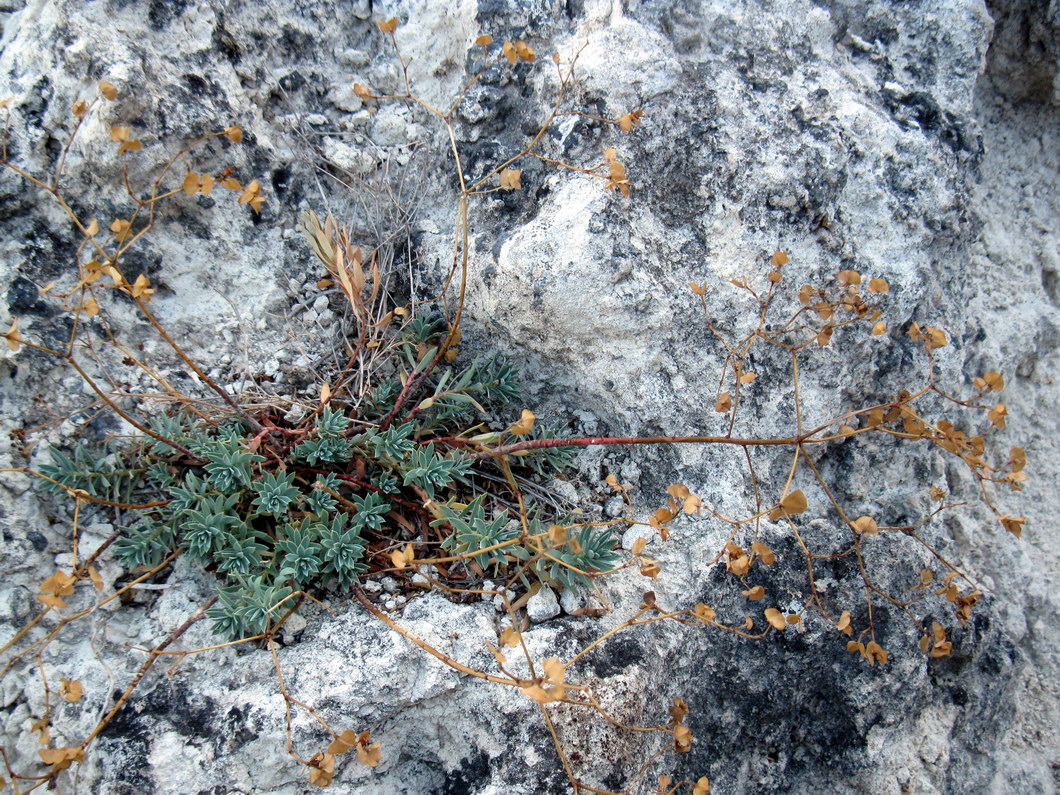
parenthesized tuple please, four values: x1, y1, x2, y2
(0, 0, 1057, 793)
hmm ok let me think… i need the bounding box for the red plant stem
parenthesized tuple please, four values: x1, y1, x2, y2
(327, 472, 430, 515)
(377, 355, 442, 432)
(446, 433, 823, 460)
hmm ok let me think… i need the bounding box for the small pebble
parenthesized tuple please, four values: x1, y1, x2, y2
(526, 585, 560, 623)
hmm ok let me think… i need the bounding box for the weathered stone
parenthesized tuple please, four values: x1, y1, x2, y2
(0, 0, 1056, 793)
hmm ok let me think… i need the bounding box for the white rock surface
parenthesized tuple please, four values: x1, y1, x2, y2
(0, 0, 1057, 793)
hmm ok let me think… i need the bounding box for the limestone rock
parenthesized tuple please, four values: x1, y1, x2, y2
(0, 1, 1056, 793)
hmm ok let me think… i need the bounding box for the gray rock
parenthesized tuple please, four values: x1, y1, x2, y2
(526, 585, 560, 623)
(604, 495, 626, 517)
(559, 588, 586, 615)
(369, 106, 408, 146)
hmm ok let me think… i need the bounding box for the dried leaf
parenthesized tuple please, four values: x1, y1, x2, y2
(693, 603, 716, 622)
(768, 489, 807, 522)
(982, 371, 1005, 392)
(355, 733, 382, 767)
(867, 277, 889, 293)
(988, 403, 1007, 430)
(924, 326, 948, 351)
(606, 157, 631, 196)
(377, 17, 399, 33)
(521, 684, 555, 703)
(129, 273, 155, 301)
(665, 483, 691, 500)
(40, 570, 76, 598)
(509, 409, 535, 435)
(500, 625, 520, 649)
(3, 318, 21, 353)
(502, 41, 517, 64)
(224, 125, 243, 143)
(751, 542, 775, 565)
(389, 543, 414, 569)
(38, 746, 85, 771)
(872, 320, 887, 335)
(693, 776, 711, 795)
(999, 515, 1025, 538)
(673, 723, 693, 752)
(110, 218, 131, 243)
(852, 515, 878, 535)
(499, 168, 522, 191)
(771, 251, 790, 266)
(618, 109, 644, 132)
(725, 543, 750, 576)
(669, 697, 689, 723)
(238, 179, 262, 205)
(327, 729, 359, 755)
(307, 767, 330, 788)
(865, 640, 889, 665)
(308, 751, 335, 786)
(59, 678, 83, 702)
(742, 585, 765, 601)
(838, 269, 862, 286)
(764, 608, 786, 631)
(928, 622, 952, 657)
(475, 34, 493, 46)
(543, 657, 566, 684)
(513, 40, 536, 62)
(99, 80, 118, 100)
(837, 610, 852, 636)
(715, 391, 732, 412)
